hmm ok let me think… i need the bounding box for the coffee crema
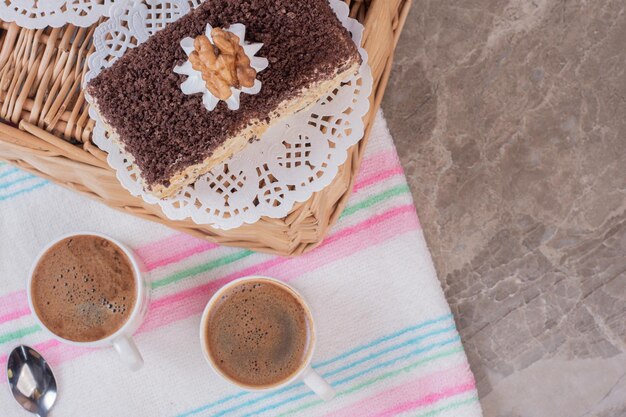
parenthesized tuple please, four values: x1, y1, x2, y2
(204, 279, 312, 388)
(31, 235, 136, 343)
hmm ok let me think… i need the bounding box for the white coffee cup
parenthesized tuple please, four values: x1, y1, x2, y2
(200, 276, 335, 401)
(27, 232, 149, 371)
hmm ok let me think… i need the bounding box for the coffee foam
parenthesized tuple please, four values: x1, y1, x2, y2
(205, 280, 312, 388)
(31, 235, 136, 343)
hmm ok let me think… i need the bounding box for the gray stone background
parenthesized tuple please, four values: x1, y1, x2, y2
(382, 1, 626, 416)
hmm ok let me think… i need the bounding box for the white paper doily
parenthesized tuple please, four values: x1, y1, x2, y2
(0, 0, 112, 29)
(85, 0, 372, 230)
(0, 0, 205, 29)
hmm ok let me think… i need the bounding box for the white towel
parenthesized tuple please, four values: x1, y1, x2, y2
(0, 112, 483, 417)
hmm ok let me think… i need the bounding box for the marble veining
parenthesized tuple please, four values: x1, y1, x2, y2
(383, 1, 626, 416)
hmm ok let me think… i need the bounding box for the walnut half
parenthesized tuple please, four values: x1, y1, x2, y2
(189, 28, 257, 101)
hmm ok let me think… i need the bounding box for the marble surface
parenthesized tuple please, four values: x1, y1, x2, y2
(382, 1, 626, 416)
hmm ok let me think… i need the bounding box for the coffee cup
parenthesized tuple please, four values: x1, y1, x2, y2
(27, 232, 149, 371)
(200, 276, 335, 401)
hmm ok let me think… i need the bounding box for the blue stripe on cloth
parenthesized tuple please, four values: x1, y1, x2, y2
(332, 336, 461, 387)
(177, 315, 457, 417)
(323, 324, 457, 379)
(316, 314, 453, 368)
(195, 336, 462, 417)
(235, 337, 462, 417)
(0, 181, 49, 201)
(0, 167, 20, 180)
(0, 174, 37, 189)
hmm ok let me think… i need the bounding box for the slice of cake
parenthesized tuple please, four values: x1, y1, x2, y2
(87, 0, 361, 199)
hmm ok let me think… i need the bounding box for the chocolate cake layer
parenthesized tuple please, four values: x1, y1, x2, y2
(87, 0, 361, 195)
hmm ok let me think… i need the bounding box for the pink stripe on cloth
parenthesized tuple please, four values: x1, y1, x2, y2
(40, 340, 97, 370)
(0, 340, 63, 365)
(143, 241, 218, 271)
(0, 339, 70, 381)
(134, 233, 193, 256)
(264, 205, 419, 279)
(354, 150, 402, 182)
(0, 307, 30, 324)
(0, 204, 419, 380)
(0, 341, 99, 383)
(320, 364, 475, 417)
(353, 167, 405, 193)
(373, 383, 476, 417)
(0, 290, 28, 317)
(135, 234, 218, 271)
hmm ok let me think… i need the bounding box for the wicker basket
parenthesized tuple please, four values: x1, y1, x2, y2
(0, 0, 412, 256)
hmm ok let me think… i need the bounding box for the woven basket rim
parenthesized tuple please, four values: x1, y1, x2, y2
(0, 0, 413, 256)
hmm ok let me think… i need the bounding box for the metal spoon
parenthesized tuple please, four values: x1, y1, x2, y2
(7, 345, 57, 417)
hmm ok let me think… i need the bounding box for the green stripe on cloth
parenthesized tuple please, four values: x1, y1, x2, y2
(0, 325, 41, 344)
(340, 184, 410, 218)
(275, 346, 464, 417)
(151, 250, 255, 289)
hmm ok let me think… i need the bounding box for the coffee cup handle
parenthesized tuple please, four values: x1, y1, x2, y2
(302, 366, 335, 401)
(112, 335, 144, 371)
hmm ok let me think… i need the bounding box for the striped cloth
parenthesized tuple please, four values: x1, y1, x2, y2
(0, 112, 482, 417)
